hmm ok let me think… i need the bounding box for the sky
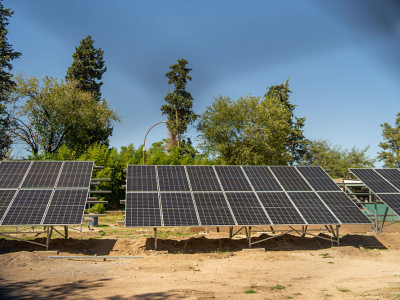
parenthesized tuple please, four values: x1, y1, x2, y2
(4, 0, 400, 166)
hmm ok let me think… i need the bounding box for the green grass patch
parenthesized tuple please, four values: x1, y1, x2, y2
(320, 253, 334, 259)
(338, 289, 351, 292)
(244, 289, 256, 294)
(271, 285, 286, 290)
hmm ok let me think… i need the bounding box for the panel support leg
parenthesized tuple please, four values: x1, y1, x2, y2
(373, 194, 379, 234)
(379, 207, 389, 234)
(302, 225, 308, 237)
(245, 226, 252, 248)
(229, 227, 233, 239)
(270, 226, 275, 234)
(154, 228, 157, 250)
(46, 226, 53, 251)
(336, 225, 340, 246)
(64, 226, 68, 239)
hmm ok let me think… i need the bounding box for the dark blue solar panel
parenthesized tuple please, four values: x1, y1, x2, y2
(56, 161, 94, 188)
(126, 165, 158, 192)
(270, 166, 312, 191)
(296, 166, 341, 191)
(0, 161, 31, 189)
(125, 193, 162, 227)
(187, 166, 222, 191)
(288, 192, 339, 224)
(21, 161, 63, 188)
(157, 166, 190, 192)
(376, 194, 400, 218)
(350, 169, 398, 193)
(160, 193, 199, 226)
(225, 192, 270, 225)
(214, 166, 252, 191)
(374, 169, 400, 191)
(192, 192, 235, 226)
(0, 190, 17, 222)
(242, 166, 282, 191)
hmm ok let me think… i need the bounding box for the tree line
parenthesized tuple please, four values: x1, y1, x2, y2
(1, 1, 400, 210)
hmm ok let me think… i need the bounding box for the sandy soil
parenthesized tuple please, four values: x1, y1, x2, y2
(1, 225, 400, 300)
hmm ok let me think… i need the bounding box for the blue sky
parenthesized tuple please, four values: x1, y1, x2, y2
(5, 0, 400, 166)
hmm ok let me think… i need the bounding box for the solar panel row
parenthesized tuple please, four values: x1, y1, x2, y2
(125, 165, 371, 227)
(0, 161, 94, 226)
(350, 168, 400, 218)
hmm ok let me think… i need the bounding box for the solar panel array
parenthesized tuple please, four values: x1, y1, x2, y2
(350, 168, 400, 218)
(125, 165, 371, 227)
(0, 161, 94, 226)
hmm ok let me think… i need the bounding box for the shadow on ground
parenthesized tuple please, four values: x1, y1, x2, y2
(145, 233, 386, 253)
(0, 238, 118, 255)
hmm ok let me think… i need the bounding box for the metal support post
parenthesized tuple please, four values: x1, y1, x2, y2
(229, 227, 233, 239)
(247, 227, 252, 248)
(270, 226, 275, 234)
(64, 226, 68, 239)
(154, 228, 157, 250)
(46, 226, 54, 251)
(373, 194, 378, 234)
(336, 225, 340, 246)
(379, 207, 389, 234)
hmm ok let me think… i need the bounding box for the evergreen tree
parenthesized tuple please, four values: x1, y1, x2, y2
(0, 0, 21, 159)
(66, 35, 106, 101)
(265, 78, 307, 165)
(378, 112, 400, 168)
(161, 58, 197, 147)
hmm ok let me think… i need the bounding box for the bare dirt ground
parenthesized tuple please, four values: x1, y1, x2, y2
(1, 224, 400, 300)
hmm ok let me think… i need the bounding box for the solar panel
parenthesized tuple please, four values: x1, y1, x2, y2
(350, 169, 398, 193)
(0, 161, 31, 188)
(296, 166, 341, 191)
(42, 189, 88, 225)
(242, 166, 282, 191)
(270, 166, 313, 191)
(192, 192, 235, 226)
(376, 194, 400, 217)
(125, 193, 162, 227)
(1, 190, 53, 226)
(125, 165, 372, 228)
(257, 192, 305, 225)
(158, 166, 190, 192)
(214, 166, 252, 191)
(288, 192, 339, 224)
(318, 192, 371, 224)
(160, 192, 199, 226)
(56, 161, 94, 188)
(126, 165, 158, 192)
(21, 161, 63, 188)
(225, 192, 271, 225)
(0, 190, 17, 221)
(186, 166, 222, 191)
(374, 169, 400, 191)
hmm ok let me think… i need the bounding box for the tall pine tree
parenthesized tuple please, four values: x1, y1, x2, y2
(265, 78, 307, 165)
(161, 58, 197, 147)
(66, 35, 106, 101)
(65, 35, 112, 153)
(0, 0, 21, 159)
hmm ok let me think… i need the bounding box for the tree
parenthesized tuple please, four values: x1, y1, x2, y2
(9, 73, 120, 156)
(161, 58, 197, 147)
(301, 139, 376, 178)
(197, 94, 292, 165)
(378, 112, 400, 168)
(66, 35, 106, 101)
(0, 0, 21, 159)
(265, 79, 307, 165)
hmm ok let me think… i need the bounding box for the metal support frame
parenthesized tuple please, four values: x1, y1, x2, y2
(154, 228, 157, 250)
(243, 225, 341, 248)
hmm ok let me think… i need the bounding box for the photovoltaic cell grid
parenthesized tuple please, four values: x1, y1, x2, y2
(125, 165, 371, 227)
(350, 168, 400, 218)
(0, 161, 94, 226)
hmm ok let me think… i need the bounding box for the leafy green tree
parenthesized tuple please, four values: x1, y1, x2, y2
(0, 0, 21, 159)
(9, 73, 120, 156)
(197, 94, 292, 165)
(265, 79, 307, 165)
(161, 58, 197, 147)
(66, 35, 106, 101)
(301, 139, 375, 178)
(378, 112, 400, 168)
